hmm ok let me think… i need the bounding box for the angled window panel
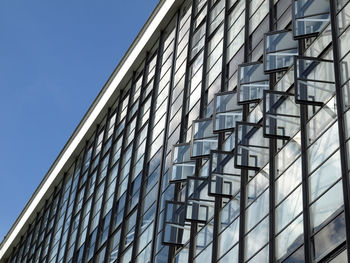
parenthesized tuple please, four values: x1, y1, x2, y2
(234, 122, 269, 170)
(191, 118, 218, 158)
(208, 151, 241, 198)
(213, 91, 243, 132)
(170, 143, 196, 183)
(292, 0, 330, 39)
(237, 62, 270, 104)
(163, 201, 191, 246)
(294, 56, 335, 105)
(264, 30, 298, 73)
(185, 177, 215, 223)
(263, 90, 301, 139)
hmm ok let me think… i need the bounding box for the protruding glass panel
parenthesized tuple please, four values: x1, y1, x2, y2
(163, 201, 191, 246)
(235, 122, 269, 170)
(185, 177, 215, 222)
(191, 119, 218, 158)
(263, 90, 300, 139)
(293, 0, 330, 38)
(238, 62, 270, 103)
(294, 56, 335, 105)
(213, 91, 243, 131)
(170, 143, 196, 183)
(264, 31, 298, 73)
(209, 151, 241, 197)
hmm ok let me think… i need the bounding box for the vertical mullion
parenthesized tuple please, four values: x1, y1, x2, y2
(127, 49, 155, 261)
(45, 173, 67, 262)
(298, 39, 312, 263)
(62, 143, 89, 262)
(88, 108, 114, 261)
(268, 0, 276, 262)
(118, 57, 149, 261)
(330, 1, 350, 261)
(132, 30, 166, 263)
(238, 0, 250, 262)
(212, 0, 230, 261)
(113, 71, 138, 262)
(103, 90, 135, 263)
(54, 162, 79, 262)
(179, 0, 195, 143)
(148, 11, 181, 263)
(72, 126, 100, 262)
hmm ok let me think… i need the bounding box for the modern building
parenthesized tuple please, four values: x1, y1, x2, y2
(1, 0, 350, 262)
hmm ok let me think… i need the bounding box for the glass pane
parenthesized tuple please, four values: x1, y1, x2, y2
(192, 119, 218, 157)
(214, 92, 243, 131)
(264, 31, 298, 72)
(209, 152, 241, 197)
(276, 214, 304, 261)
(171, 144, 196, 182)
(238, 62, 269, 103)
(310, 180, 344, 233)
(312, 213, 346, 261)
(293, 0, 330, 37)
(264, 91, 300, 138)
(295, 57, 335, 105)
(245, 216, 269, 260)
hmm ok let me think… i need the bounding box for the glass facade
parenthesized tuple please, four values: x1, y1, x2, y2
(1, 0, 350, 262)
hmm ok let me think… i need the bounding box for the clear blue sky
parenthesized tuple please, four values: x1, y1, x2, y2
(0, 0, 159, 241)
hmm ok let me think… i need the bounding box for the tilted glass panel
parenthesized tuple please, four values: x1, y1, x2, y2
(170, 144, 196, 182)
(276, 214, 304, 261)
(312, 213, 346, 261)
(214, 92, 243, 131)
(185, 177, 215, 222)
(235, 122, 269, 170)
(263, 91, 300, 139)
(191, 119, 218, 158)
(238, 62, 269, 103)
(293, 0, 330, 38)
(264, 31, 298, 73)
(294, 56, 335, 105)
(209, 151, 241, 197)
(163, 201, 191, 246)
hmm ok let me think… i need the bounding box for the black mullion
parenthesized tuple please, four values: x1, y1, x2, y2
(149, 10, 181, 263)
(128, 48, 159, 260)
(212, 0, 230, 261)
(133, 29, 167, 263)
(45, 173, 67, 262)
(330, 1, 350, 261)
(39, 186, 59, 262)
(54, 162, 79, 262)
(71, 125, 100, 263)
(62, 143, 89, 263)
(109, 73, 136, 263)
(18, 223, 31, 262)
(238, 0, 250, 262)
(89, 108, 116, 261)
(268, 0, 276, 262)
(189, 1, 211, 262)
(298, 39, 312, 263)
(27, 211, 42, 261)
(103, 89, 133, 263)
(117, 55, 150, 262)
(179, 0, 195, 143)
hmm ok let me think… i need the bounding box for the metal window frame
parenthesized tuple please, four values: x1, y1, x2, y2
(294, 55, 336, 106)
(292, 0, 330, 40)
(237, 61, 270, 104)
(263, 89, 300, 140)
(212, 90, 242, 133)
(263, 29, 298, 74)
